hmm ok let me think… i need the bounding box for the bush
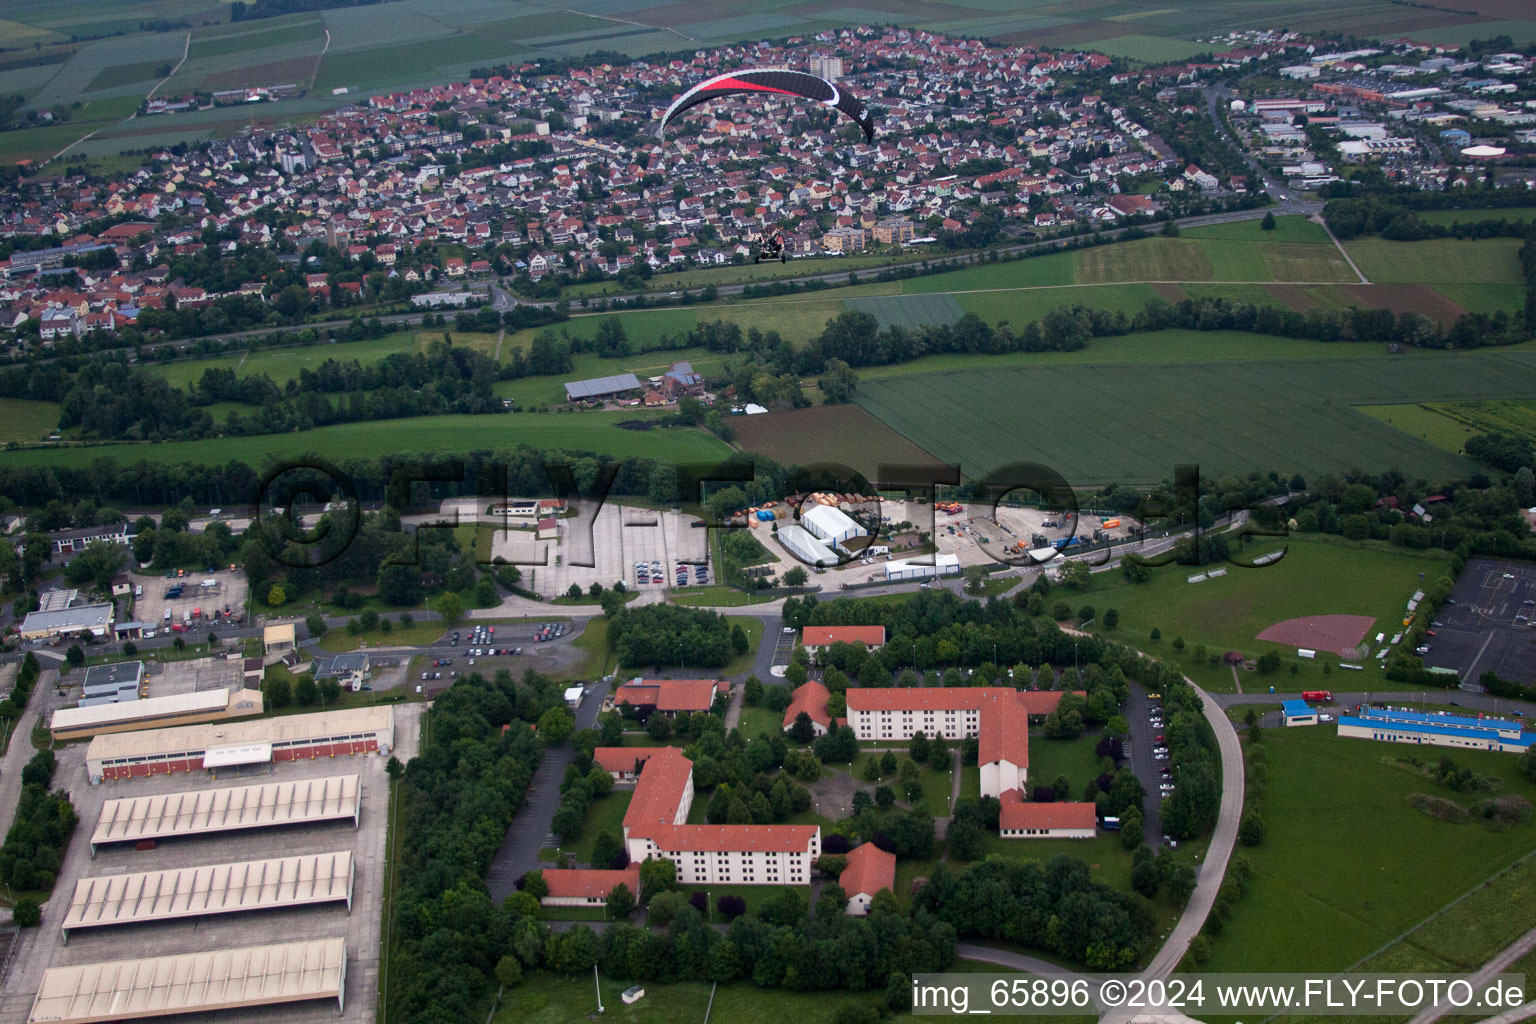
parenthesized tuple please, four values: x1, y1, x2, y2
(1405, 793, 1470, 823)
(1238, 811, 1265, 847)
(12, 898, 40, 928)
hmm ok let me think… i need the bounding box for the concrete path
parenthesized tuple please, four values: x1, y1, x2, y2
(0, 671, 52, 840)
(722, 680, 744, 732)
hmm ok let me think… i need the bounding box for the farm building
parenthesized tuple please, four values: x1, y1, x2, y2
(19, 602, 114, 641)
(1282, 699, 1319, 727)
(801, 625, 886, 662)
(998, 795, 1097, 838)
(537, 865, 641, 908)
(85, 705, 394, 782)
(800, 504, 868, 548)
(564, 372, 641, 402)
(51, 687, 264, 743)
(840, 842, 896, 915)
(883, 553, 960, 581)
(776, 524, 839, 567)
(613, 678, 726, 718)
(608, 746, 820, 883)
(78, 661, 146, 707)
(1337, 707, 1536, 753)
(782, 680, 833, 736)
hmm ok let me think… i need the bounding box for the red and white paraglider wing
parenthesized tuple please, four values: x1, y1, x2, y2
(657, 67, 875, 142)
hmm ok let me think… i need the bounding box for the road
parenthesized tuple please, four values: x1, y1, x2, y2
(0, 671, 54, 840)
(485, 678, 610, 902)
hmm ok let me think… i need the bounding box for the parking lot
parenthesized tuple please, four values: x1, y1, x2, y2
(128, 568, 249, 637)
(510, 505, 712, 597)
(0, 703, 420, 1024)
(1423, 557, 1536, 685)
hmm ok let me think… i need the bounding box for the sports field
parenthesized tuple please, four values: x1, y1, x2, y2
(1201, 727, 1536, 973)
(0, 410, 731, 470)
(853, 347, 1536, 485)
(1072, 535, 1449, 680)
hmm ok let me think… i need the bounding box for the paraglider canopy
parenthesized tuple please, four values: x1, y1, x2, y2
(657, 68, 876, 143)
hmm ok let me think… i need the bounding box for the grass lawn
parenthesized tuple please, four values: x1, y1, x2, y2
(1355, 403, 1474, 453)
(1202, 726, 1536, 973)
(676, 882, 806, 921)
(491, 968, 889, 1024)
(1025, 730, 1110, 799)
(145, 332, 430, 389)
(722, 616, 765, 677)
(0, 411, 733, 469)
(1183, 216, 1333, 245)
(1341, 237, 1524, 285)
(972, 831, 1137, 892)
(321, 622, 445, 652)
(736, 705, 784, 740)
(565, 618, 612, 680)
(0, 399, 60, 443)
(1073, 536, 1452, 693)
(564, 789, 632, 865)
(849, 751, 954, 814)
(670, 585, 779, 607)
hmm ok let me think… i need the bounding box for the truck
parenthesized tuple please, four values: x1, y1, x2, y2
(183, 610, 192, 626)
(163, 609, 172, 623)
(1301, 691, 1333, 703)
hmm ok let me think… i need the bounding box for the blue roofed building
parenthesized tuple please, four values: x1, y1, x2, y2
(1337, 706, 1536, 753)
(1282, 699, 1318, 727)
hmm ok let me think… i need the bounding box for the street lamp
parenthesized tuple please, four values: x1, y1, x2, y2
(594, 964, 604, 1013)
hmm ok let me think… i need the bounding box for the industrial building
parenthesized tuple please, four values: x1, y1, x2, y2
(85, 705, 393, 782)
(563, 372, 641, 402)
(78, 661, 146, 707)
(91, 774, 362, 852)
(61, 851, 355, 937)
(26, 937, 348, 1023)
(883, 553, 961, 581)
(51, 687, 264, 742)
(1337, 706, 1536, 753)
(19, 602, 114, 641)
(775, 523, 839, 567)
(1281, 699, 1319, 727)
(800, 503, 868, 549)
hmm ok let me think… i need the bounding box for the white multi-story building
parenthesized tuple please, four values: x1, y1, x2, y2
(607, 746, 820, 885)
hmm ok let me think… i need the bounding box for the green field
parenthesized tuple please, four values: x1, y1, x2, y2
(1024, 731, 1108, 799)
(0, 411, 732, 469)
(854, 347, 1536, 484)
(1070, 535, 1451, 693)
(0, 399, 61, 443)
(954, 282, 1165, 327)
(1202, 727, 1536, 973)
(1414, 206, 1536, 228)
(845, 293, 965, 331)
(144, 332, 450, 388)
(1342, 238, 1525, 285)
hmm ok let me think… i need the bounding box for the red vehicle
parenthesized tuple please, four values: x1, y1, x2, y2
(170, 623, 185, 633)
(1301, 691, 1333, 703)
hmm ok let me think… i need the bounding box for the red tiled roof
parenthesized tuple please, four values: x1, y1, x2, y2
(1017, 690, 1074, 716)
(614, 679, 721, 712)
(540, 865, 640, 900)
(623, 746, 693, 836)
(978, 696, 1030, 767)
(783, 680, 831, 730)
(649, 823, 818, 853)
(998, 792, 1097, 831)
(839, 841, 896, 898)
(592, 747, 666, 774)
(803, 625, 886, 648)
(846, 686, 1080, 716)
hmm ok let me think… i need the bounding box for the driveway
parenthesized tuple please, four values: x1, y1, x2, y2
(485, 678, 609, 902)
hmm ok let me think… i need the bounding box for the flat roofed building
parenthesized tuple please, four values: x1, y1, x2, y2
(262, 622, 296, 655)
(1338, 707, 1536, 753)
(52, 688, 264, 743)
(62, 851, 354, 936)
(883, 553, 960, 581)
(1282, 699, 1319, 727)
(81, 662, 145, 693)
(26, 937, 347, 1023)
(85, 705, 392, 782)
(564, 372, 641, 401)
(19, 602, 114, 641)
(91, 774, 360, 852)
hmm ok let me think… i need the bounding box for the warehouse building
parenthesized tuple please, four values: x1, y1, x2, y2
(78, 661, 146, 707)
(1337, 706, 1536, 753)
(61, 851, 355, 937)
(883, 553, 961, 581)
(27, 937, 348, 1022)
(85, 705, 393, 782)
(19, 602, 114, 641)
(776, 523, 839, 567)
(1281, 699, 1319, 727)
(91, 774, 361, 852)
(800, 503, 869, 549)
(51, 687, 264, 743)
(564, 372, 641, 402)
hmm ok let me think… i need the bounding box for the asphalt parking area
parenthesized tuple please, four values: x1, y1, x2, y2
(1423, 558, 1536, 686)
